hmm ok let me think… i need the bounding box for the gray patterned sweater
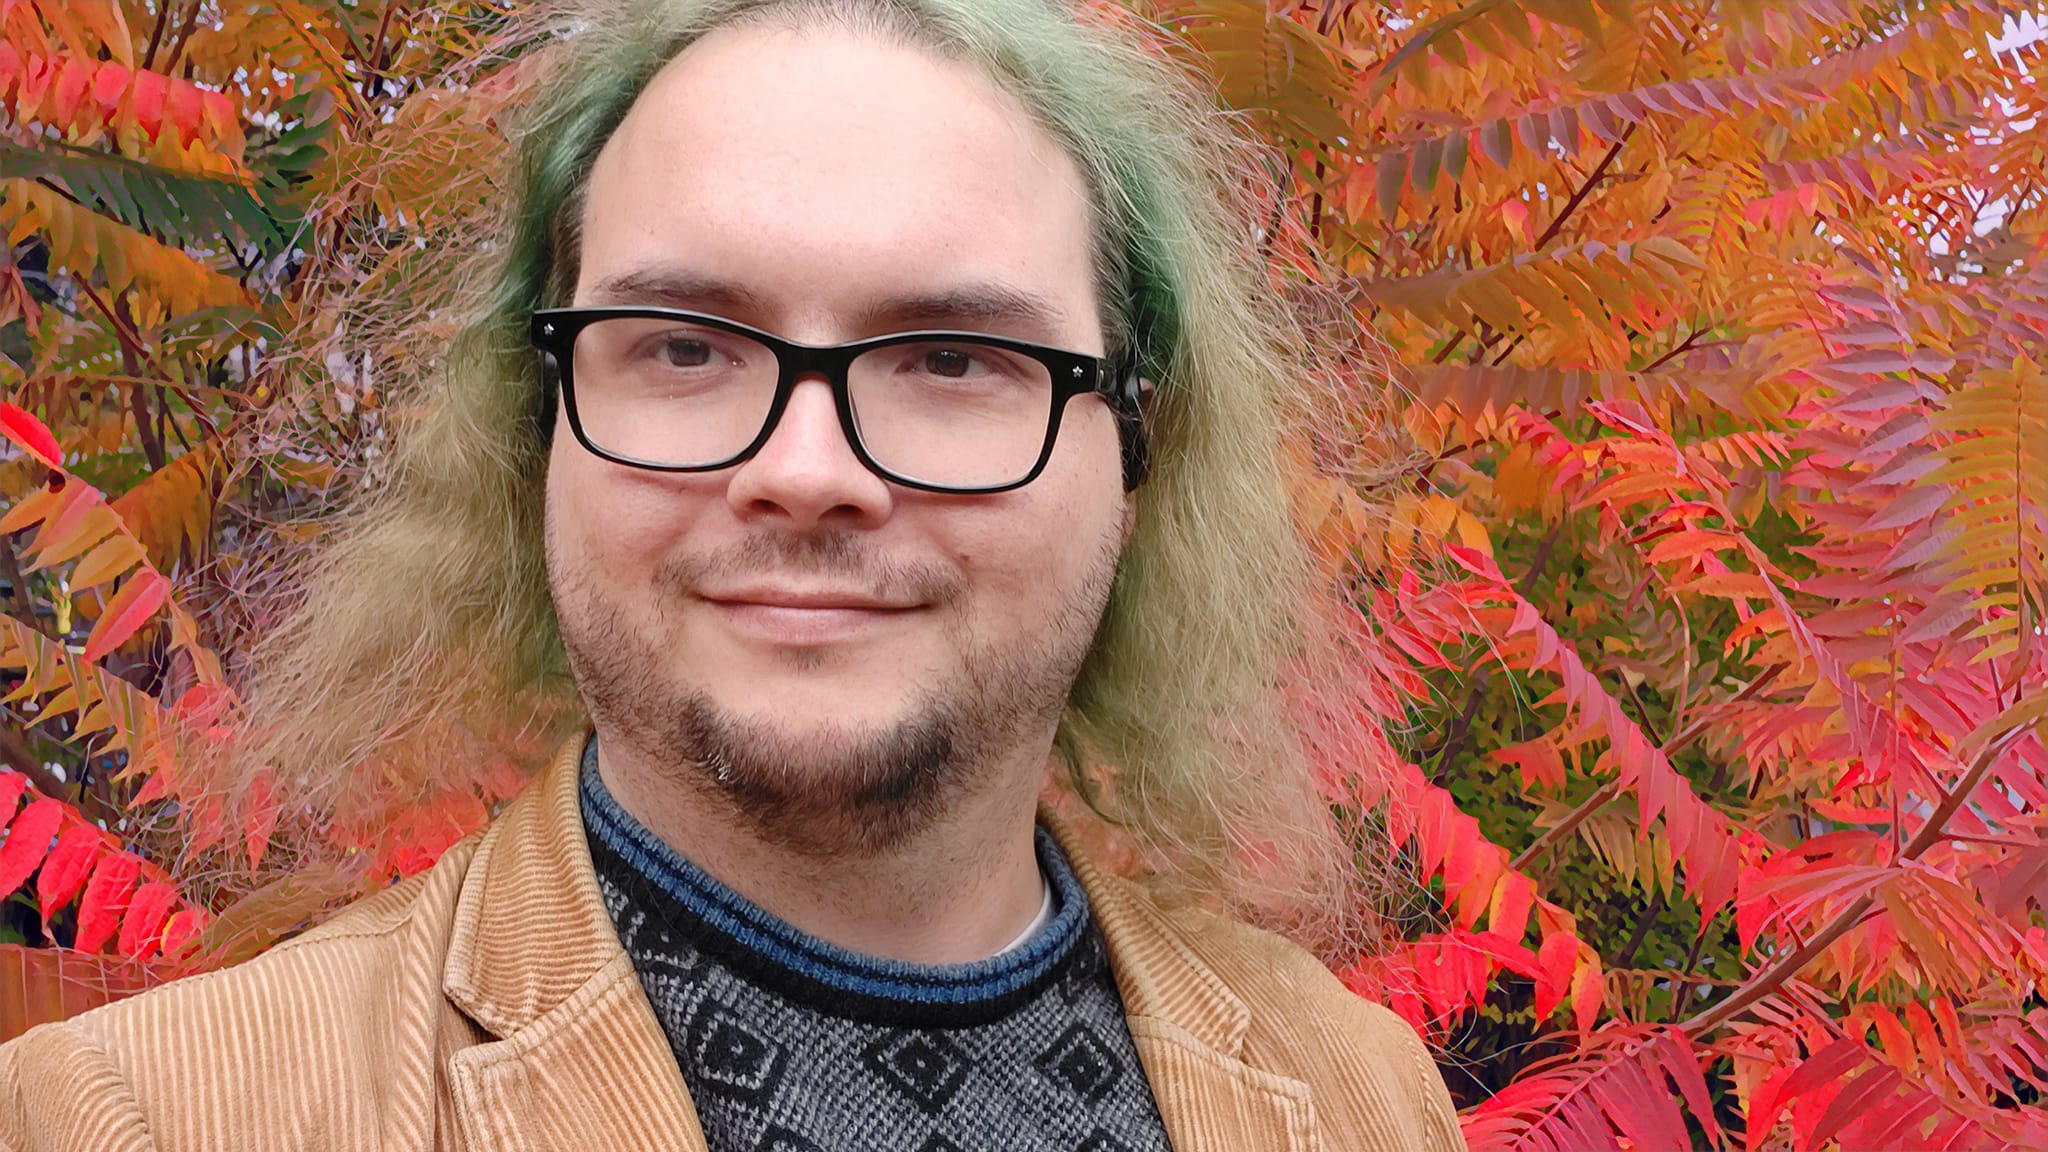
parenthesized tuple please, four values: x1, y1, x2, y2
(581, 756, 1175, 1152)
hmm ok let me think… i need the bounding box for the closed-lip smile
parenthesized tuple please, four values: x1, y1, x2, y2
(698, 586, 918, 611)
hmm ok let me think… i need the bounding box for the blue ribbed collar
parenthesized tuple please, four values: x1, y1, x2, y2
(580, 741, 1091, 1024)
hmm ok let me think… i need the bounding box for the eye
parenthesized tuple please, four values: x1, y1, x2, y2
(660, 336, 714, 368)
(921, 347, 976, 377)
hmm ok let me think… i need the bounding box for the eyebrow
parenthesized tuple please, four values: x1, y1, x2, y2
(583, 269, 774, 316)
(851, 284, 1071, 338)
(582, 267, 1073, 341)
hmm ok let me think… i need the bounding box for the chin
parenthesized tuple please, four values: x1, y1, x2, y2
(705, 682, 917, 736)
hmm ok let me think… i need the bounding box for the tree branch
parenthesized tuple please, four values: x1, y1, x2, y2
(1682, 720, 2037, 1035)
(1532, 125, 1637, 252)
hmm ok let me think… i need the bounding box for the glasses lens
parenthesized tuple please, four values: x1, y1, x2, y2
(847, 340, 1055, 488)
(569, 316, 778, 467)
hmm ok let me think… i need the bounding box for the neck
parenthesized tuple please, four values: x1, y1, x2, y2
(593, 732, 1049, 965)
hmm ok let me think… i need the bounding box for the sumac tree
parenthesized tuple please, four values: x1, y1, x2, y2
(0, 3, 2044, 1150)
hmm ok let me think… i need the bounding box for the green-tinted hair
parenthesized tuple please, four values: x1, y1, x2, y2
(250, 0, 1375, 946)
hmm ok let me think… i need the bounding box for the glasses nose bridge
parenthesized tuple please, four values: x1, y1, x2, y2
(758, 336, 866, 463)
(772, 338, 860, 395)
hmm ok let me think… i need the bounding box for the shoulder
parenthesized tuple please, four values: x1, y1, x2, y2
(0, 835, 484, 1152)
(1107, 877, 1466, 1152)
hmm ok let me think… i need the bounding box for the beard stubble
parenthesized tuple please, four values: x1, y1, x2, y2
(550, 525, 1121, 858)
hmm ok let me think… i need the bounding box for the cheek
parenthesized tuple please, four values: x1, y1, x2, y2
(546, 439, 706, 587)
(956, 403, 1127, 607)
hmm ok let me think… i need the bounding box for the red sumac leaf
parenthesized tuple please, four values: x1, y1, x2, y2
(74, 851, 142, 953)
(0, 769, 29, 823)
(0, 402, 63, 469)
(83, 568, 170, 662)
(1534, 931, 1576, 1018)
(90, 60, 128, 118)
(129, 67, 165, 138)
(36, 820, 107, 929)
(51, 55, 92, 127)
(1809, 1063, 1900, 1148)
(1488, 870, 1535, 943)
(0, 797, 65, 900)
(160, 907, 207, 959)
(118, 881, 180, 960)
(1780, 1037, 1865, 1101)
(165, 80, 203, 143)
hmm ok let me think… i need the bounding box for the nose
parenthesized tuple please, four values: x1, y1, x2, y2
(725, 375, 893, 530)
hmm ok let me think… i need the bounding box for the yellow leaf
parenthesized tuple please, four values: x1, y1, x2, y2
(1452, 508, 1494, 554)
(69, 534, 146, 591)
(28, 505, 120, 570)
(38, 685, 81, 721)
(71, 2, 135, 69)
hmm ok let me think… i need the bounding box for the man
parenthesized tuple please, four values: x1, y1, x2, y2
(0, 0, 1463, 1148)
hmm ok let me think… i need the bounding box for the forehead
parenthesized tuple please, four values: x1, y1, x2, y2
(574, 24, 1102, 345)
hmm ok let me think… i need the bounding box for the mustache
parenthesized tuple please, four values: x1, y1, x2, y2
(651, 531, 964, 606)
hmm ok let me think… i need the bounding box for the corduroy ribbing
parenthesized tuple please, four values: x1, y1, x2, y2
(0, 735, 1467, 1152)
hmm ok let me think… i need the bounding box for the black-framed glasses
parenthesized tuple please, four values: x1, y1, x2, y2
(531, 307, 1148, 494)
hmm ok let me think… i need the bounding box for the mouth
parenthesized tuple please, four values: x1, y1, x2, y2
(697, 586, 923, 644)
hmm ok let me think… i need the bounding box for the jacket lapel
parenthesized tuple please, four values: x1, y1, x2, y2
(435, 738, 1314, 1152)
(1052, 815, 1321, 1152)
(441, 738, 707, 1152)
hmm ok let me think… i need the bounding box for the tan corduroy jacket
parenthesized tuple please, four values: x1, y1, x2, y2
(0, 740, 1464, 1151)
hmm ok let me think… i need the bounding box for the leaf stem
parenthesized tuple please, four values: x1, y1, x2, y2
(1511, 665, 1782, 874)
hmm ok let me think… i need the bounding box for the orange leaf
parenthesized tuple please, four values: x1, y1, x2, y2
(1644, 528, 1736, 565)
(118, 881, 179, 960)
(1570, 954, 1604, 1032)
(0, 484, 60, 535)
(0, 797, 65, 901)
(200, 90, 236, 140)
(0, 403, 63, 469)
(1500, 197, 1530, 244)
(83, 569, 169, 662)
(73, 851, 141, 953)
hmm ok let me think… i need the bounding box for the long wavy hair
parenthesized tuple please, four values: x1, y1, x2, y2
(247, 0, 1395, 952)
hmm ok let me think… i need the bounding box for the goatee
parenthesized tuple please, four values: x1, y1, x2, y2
(549, 526, 1120, 858)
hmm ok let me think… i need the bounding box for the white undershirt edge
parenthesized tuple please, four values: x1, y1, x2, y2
(994, 869, 1056, 956)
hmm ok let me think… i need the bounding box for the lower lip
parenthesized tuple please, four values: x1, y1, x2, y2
(707, 601, 915, 644)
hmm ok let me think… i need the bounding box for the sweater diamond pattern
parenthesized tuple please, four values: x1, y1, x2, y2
(582, 757, 1174, 1152)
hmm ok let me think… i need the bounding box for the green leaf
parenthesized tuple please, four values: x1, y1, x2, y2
(0, 140, 284, 256)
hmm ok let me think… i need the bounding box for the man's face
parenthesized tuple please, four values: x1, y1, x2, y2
(545, 25, 1129, 851)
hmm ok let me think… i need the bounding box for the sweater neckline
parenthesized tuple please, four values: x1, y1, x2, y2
(579, 744, 1092, 1027)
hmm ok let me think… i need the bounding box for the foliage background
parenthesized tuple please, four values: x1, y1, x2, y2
(0, 1, 2044, 1148)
